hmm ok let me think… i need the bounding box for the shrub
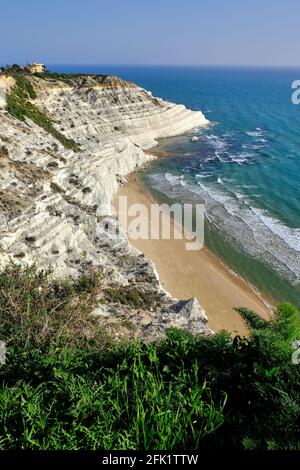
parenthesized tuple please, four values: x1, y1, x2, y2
(0, 264, 104, 355)
(0, 265, 299, 450)
(104, 287, 156, 308)
(0, 265, 225, 450)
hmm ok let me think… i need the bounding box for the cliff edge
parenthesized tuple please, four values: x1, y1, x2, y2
(0, 72, 211, 340)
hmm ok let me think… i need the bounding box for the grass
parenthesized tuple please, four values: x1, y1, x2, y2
(0, 265, 225, 450)
(34, 72, 109, 88)
(0, 347, 226, 450)
(34, 72, 84, 85)
(104, 287, 157, 308)
(0, 265, 299, 450)
(5, 75, 80, 151)
(0, 264, 104, 351)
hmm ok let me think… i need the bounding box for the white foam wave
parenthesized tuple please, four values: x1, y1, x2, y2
(164, 173, 184, 186)
(195, 173, 213, 178)
(202, 132, 263, 167)
(230, 152, 256, 164)
(246, 130, 264, 138)
(148, 173, 300, 283)
(190, 183, 300, 282)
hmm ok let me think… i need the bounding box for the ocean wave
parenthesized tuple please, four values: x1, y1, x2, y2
(230, 152, 256, 164)
(242, 143, 264, 150)
(201, 130, 267, 167)
(147, 172, 300, 284)
(246, 128, 265, 139)
(235, 192, 246, 200)
(205, 134, 228, 151)
(194, 184, 300, 282)
(223, 131, 236, 138)
(164, 173, 184, 186)
(195, 173, 213, 178)
(203, 156, 218, 164)
(251, 207, 300, 254)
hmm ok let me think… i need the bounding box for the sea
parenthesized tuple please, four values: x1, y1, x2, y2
(49, 65, 300, 306)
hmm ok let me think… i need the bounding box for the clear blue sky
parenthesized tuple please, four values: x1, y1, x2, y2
(1, 0, 299, 66)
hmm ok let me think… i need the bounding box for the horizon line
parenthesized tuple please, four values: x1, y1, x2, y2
(2, 62, 300, 69)
(46, 63, 300, 69)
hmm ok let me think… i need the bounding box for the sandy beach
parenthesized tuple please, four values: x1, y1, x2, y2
(114, 173, 272, 336)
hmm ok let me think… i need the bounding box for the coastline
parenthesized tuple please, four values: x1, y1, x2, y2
(114, 171, 273, 336)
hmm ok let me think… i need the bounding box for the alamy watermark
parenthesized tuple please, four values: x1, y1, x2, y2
(291, 80, 300, 104)
(0, 85, 5, 107)
(0, 341, 6, 365)
(96, 196, 205, 251)
(292, 340, 300, 365)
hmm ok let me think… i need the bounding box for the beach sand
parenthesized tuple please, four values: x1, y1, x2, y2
(114, 173, 272, 336)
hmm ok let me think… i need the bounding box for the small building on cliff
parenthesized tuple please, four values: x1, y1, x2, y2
(27, 63, 46, 74)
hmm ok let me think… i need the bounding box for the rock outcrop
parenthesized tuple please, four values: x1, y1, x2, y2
(0, 75, 15, 108)
(0, 73, 212, 340)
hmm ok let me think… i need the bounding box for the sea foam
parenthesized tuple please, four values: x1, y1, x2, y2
(148, 172, 300, 284)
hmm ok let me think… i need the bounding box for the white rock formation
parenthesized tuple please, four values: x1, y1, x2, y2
(0, 74, 212, 340)
(0, 75, 15, 108)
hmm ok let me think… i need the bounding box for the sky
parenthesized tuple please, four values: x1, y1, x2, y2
(1, 0, 300, 66)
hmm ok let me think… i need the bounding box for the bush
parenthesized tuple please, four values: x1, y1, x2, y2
(160, 304, 300, 450)
(0, 265, 225, 450)
(104, 287, 156, 308)
(0, 264, 104, 355)
(0, 345, 226, 450)
(0, 265, 299, 450)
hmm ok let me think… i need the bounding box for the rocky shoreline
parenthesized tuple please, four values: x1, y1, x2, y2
(0, 72, 211, 340)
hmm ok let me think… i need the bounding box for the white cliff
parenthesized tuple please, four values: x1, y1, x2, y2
(0, 73, 211, 340)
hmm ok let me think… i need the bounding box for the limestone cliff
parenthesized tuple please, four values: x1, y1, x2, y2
(0, 72, 211, 340)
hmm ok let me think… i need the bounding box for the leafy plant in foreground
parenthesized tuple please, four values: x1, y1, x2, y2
(0, 265, 299, 450)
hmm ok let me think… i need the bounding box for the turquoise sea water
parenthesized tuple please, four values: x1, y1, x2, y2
(50, 65, 300, 305)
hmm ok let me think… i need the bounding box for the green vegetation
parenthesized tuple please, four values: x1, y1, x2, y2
(0, 265, 299, 450)
(104, 286, 157, 308)
(5, 75, 80, 151)
(34, 72, 84, 84)
(34, 71, 108, 87)
(0, 65, 107, 85)
(0, 64, 24, 74)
